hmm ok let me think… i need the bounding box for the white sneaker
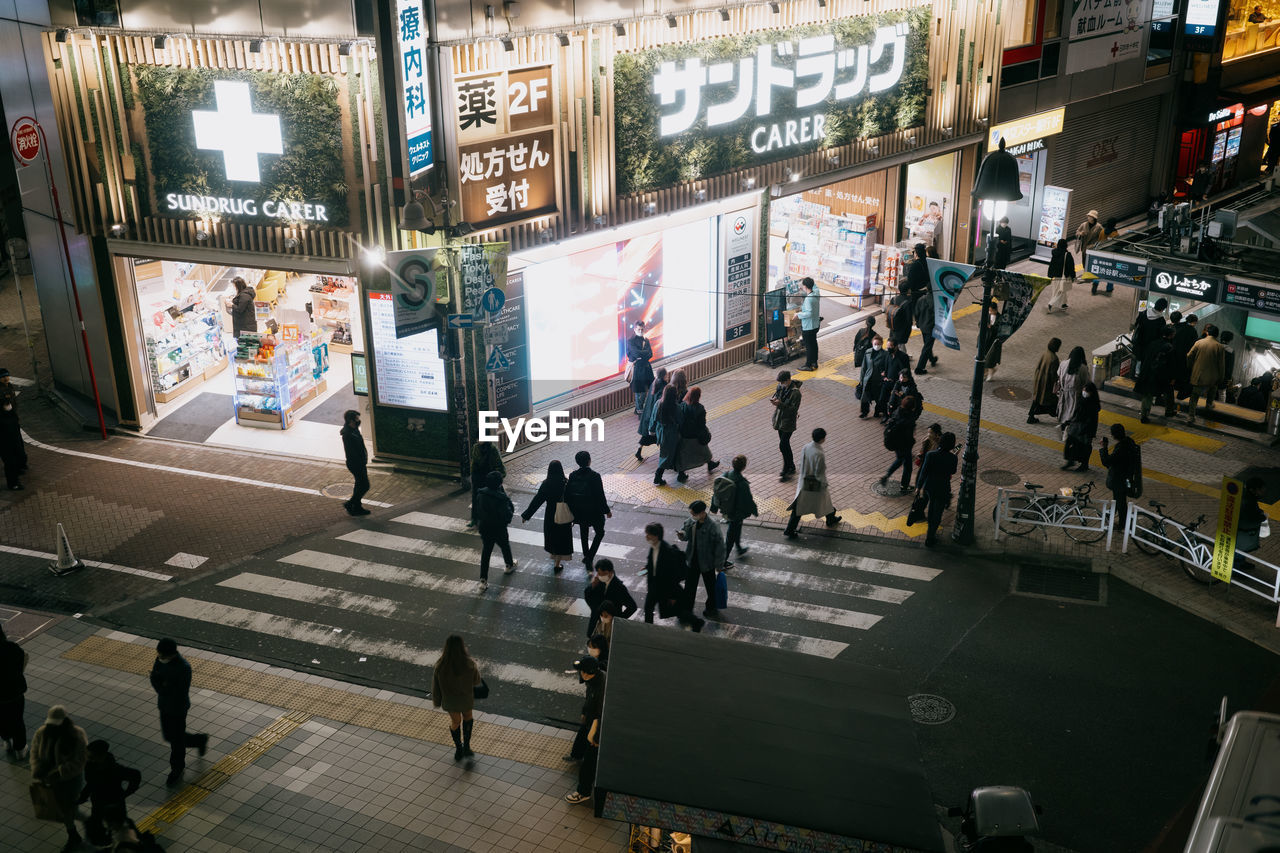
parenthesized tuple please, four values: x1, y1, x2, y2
(14, 745, 28, 760)
(479, 579, 488, 592)
(503, 561, 518, 574)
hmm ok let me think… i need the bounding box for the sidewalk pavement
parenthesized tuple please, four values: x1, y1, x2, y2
(2, 610, 625, 853)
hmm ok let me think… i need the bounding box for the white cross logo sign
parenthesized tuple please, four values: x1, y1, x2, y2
(192, 81, 284, 183)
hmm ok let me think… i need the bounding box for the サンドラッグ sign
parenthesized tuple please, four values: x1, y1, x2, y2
(613, 8, 930, 195)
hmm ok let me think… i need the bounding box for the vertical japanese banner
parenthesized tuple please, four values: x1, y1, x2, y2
(395, 0, 433, 173)
(1211, 477, 1243, 583)
(723, 211, 754, 342)
(993, 272, 1052, 342)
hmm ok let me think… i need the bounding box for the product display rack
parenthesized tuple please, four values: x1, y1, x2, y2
(233, 331, 329, 429)
(771, 198, 879, 305)
(310, 276, 357, 353)
(146, 306, 227, 403)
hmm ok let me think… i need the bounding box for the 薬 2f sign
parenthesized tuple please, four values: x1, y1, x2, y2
(396, 0, 434, 173)
(10, 118, 41, 165)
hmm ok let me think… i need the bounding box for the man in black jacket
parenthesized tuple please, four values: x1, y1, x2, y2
(150, 639, 209, 786)
(1100, 424, 1140, 525)
(1170, 311, 1198, 399)
(583, 559, 637, 636)
(641, 522, 703, 631)
(474, 470, 517, 592)
(1136, 326, 1176, 423)
(341, 409, 371, 516)
(877, 339, 912, 416)
(889, 292, 915, 346)
(858, 336, 888, 419)
(566, 451, 611, 570)
(903, 243, 930, 299)
(913, 293, 938, 375)
(80, 739, 142, 845)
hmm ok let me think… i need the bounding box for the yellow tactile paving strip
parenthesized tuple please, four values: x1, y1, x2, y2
(64, 636, 573, 768)
(136, 710, 311, 835)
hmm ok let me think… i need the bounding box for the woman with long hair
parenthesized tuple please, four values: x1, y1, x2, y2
(520, 460, 574, 571)
(676, 386, 718, 483)
(1045, 238, 1075, 313)
(431, 635, 482, 762)
(669, 369, 689, 404)
(1055, 346, 1090, 437)
(1062, 381, 1100, 471)
(653, 385, 684, 486)
(636, 367, 669, 461)
(29, 705, 88, 851)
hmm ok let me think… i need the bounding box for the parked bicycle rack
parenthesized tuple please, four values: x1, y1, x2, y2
(1121, 504, 1280, 609)
(992, 487, 1118, 550)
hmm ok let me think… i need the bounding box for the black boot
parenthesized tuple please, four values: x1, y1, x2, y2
(462, 719, 475, 758)
(450, 726, 464, 761)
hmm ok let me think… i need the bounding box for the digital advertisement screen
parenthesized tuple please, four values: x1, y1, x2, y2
(522, 221, 715, 404)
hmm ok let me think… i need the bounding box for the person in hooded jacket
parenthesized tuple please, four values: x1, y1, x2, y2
(30, 704, 88, 852)
(889, 292, 915, 346)
(474, 471, 517, 591)
(520, 460, 573, 571)
(1130, 297, 1168, 367)
(884, 368, 921, 422)
(468, 441, 505, 528)
(224, 276, 257, 338)
(1027, 338, 1062, 424)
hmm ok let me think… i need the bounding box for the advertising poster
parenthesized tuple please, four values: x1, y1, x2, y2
(368, 292, 448, 411)
(388, 247, 440, 339)
(1066, 0, 1146, 72)
(395, 0, 433, 173)
(1037, 186, 1072, 248)
(458, 243, 510, 315)
(723, 211, 754, 343)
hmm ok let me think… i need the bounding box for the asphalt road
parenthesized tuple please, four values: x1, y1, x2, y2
(84, 493, 1280, 852)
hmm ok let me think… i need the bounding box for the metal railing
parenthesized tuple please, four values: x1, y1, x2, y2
(992, 484, 1117, 550)
(1121, 504, 1280, 605)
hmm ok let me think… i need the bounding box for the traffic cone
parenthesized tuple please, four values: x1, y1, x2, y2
(48, 523, 85, 576)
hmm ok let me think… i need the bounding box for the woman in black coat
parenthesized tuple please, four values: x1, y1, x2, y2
(676, 386, 717, 483)
(1061, 381, 1100, 472)
(635, 367, 668, 461)
(521, 460, 574, 571)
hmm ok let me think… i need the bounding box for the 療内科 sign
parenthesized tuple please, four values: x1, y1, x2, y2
(396, 0, 434, 173)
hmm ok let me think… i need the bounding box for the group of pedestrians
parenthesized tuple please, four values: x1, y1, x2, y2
(9, 632, 203, 851)
(1130, 300, 1235, 425)
(634, 367, 721, 487)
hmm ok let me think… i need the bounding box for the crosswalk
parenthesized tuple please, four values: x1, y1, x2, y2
(132, 506, 946, 719)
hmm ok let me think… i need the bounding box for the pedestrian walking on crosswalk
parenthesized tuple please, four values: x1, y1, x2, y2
(340, 410, 371, 516)
(519, 460, 574, 572)
(566, 451, 611, 570)
(784, 428, 841, 538)
(431, 635, 482, 762)
(640, 522, 704, 631)
(678, 500, 726, 618)
(711, 455, 758, 566)
(583, 560, 637, 637)
(474, 471, 517, 592)
(150, 639, 209, 786)
(468, 441, 505, 528)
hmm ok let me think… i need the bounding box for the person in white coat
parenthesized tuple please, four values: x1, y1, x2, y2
(783, 428, 841, 538)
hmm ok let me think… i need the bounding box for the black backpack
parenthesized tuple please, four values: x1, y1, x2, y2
(564, 472, 590, 509)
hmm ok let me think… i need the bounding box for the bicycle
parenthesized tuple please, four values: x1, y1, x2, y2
(1131, 499, 1217, 585)
(993, 480, 1107, 543)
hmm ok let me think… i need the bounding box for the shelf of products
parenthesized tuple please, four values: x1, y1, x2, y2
(232, 330, 330, 429)
(146, 306, 227, 403)
(309, 275, 357, 353)
(770, 197, 878, 305)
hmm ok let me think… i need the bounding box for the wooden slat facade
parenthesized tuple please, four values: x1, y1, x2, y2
(442, 0, 1001, 250)
(44, 31, 376, 261)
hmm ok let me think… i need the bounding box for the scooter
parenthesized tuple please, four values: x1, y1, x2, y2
(947, 786, 1042, 851)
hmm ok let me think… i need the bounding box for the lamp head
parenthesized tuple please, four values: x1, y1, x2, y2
(972, 138, 1024, 202)
(399, 201, 432, 232)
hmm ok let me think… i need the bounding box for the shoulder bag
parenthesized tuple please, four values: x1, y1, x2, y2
(554, 500, 574, 525)
(623, 360, 635, 384)
(474, 678, 490, 700)
(30, 782, 68, 822)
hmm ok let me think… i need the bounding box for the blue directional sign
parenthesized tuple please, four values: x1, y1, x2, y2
(480, 286, 506, 316)
(447, 313, 474, 330)
(485, 346, 511, 372)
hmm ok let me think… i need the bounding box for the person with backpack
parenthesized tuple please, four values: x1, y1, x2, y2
(783, 428, 841, 538)
(1100, 423, 1141, 525)
(711, 455, 759, 567)
(876, 338, 912, 416)
(1136, 326, 1176, 423)
(520, 460, 573, 572)
(80, 739, 142, 847)
(915, 432, 958, 547)
(852, 316, 877, 369)
(468, 440, 505, 528)
(770, 370, 802, 481)
(474, 470, 517, 592)
(583, 559, 637, 637)
(913, 291, 938, 375)
(880, 395, 920, 493)
(566, 451, 611, 570)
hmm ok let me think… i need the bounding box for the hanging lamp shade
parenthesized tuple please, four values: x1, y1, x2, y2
(399, 200, 431, 231)
(971, 138, 1024, 202)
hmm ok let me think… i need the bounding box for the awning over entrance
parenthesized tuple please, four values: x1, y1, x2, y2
(594, 621, 943, 852)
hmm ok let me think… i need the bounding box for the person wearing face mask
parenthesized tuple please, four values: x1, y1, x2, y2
(770, 370, 802, 481)
(1061, 381, 1100, 472)
(640, 522, 704, 631)
(858, 336, 888, 419)
(877, 339, 912, 416)
(625, 320, 655, 415)
(340, 409, 370, 516)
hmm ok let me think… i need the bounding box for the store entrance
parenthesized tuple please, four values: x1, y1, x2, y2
(126, 258, 365, 460)
(1006, 148, 1047, 261)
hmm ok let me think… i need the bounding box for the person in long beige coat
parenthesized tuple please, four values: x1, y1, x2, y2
(783, 428, 840, 538)
(1185, 325, 1226, 424)
(30, 705, 88, 851)
(1027, 337, 1062, 424)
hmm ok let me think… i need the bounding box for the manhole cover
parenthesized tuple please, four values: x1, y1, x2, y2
(980, 469, 1021, 487)
(322, 483, 351, 499)
(991, 384, 1031, 401)
(1013, 564, 1106, 605)
(909, 694, 956, 725)
(870, 477, 913, 498)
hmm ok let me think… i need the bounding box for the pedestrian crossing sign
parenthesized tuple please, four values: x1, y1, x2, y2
(485, 346, 511, 372)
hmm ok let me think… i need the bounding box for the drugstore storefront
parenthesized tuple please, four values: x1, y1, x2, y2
(47, 31, 386, 460)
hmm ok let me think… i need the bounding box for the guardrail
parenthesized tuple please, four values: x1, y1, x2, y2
(1121, 504, 1280, 606)
(992, 486, 1117, 550)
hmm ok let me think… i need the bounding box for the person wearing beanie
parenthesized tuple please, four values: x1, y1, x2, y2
(473, 469, 517, 592)
(79, 739, 142, 845)
(29, 704, 88, 851)
(0, 623, 28, 759)
(149, 638, 209, 786)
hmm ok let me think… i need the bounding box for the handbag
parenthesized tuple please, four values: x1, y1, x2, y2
(1261, 519, 1271, 539)
(698, 426, 711, 445)
(30, 782, 67, 822)
(906, 494, 928, 526)
(714, 571, 729, 610)
(473, 678, 490, 700)
(624, 360, 635, 383)
(553, 501, 574, 525)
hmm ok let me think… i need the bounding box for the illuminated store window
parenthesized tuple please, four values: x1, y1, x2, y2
(1003, 0, 1039, 47)
(1224, 0, 1280, 59)
(523, 220, 716, 405)
(1042, 0, 1063, 38)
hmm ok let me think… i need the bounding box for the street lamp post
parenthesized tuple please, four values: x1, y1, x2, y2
(951, 139, 1023, 545)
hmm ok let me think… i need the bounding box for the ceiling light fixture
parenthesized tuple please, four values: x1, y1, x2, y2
(248, 39, 263, 53)
(502, 38, 515, 51)
(614, 23, 626, 36)
(556, 32, 570, 46)
(719, 8, 731, 21)
(55, 28, 71, 43)
(769, 2, 780, 12)
(667, 15, 678, 27)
